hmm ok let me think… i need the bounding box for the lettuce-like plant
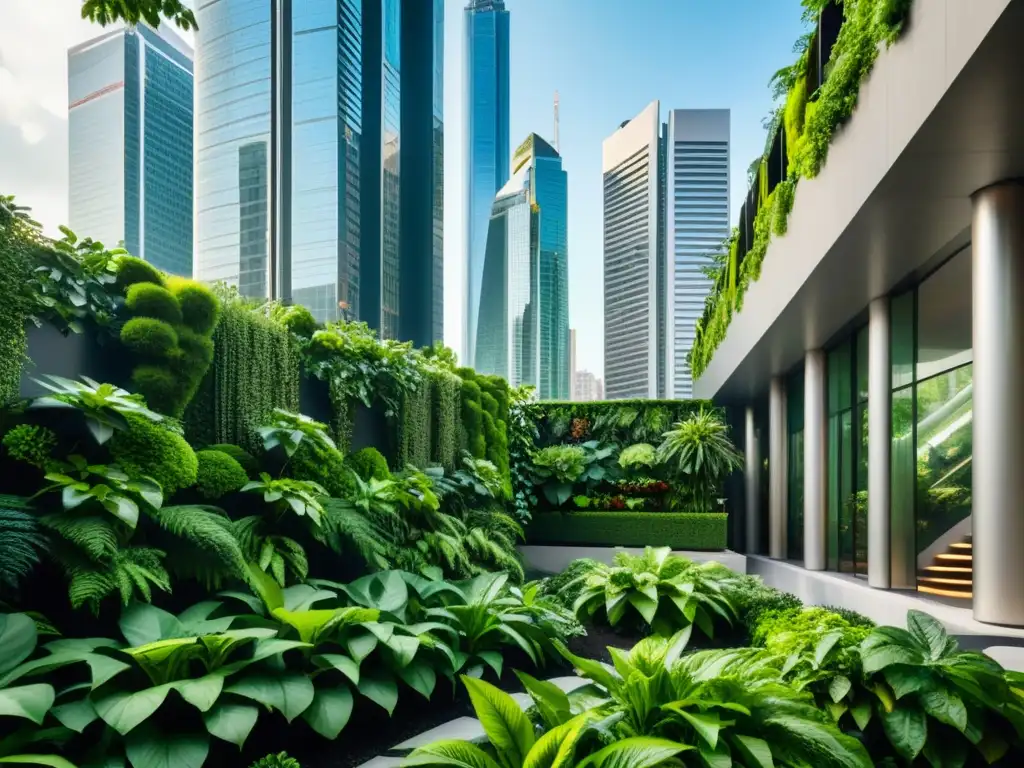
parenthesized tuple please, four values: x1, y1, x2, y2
(256, 409, 336, 458)
(573, 547, 737, 638)
(29, 375, 163, 445)
(38, 455, 163, 529)
(619, 442, 657, 470)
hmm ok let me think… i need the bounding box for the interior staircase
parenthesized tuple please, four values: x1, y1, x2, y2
(917, 535, 973, 599)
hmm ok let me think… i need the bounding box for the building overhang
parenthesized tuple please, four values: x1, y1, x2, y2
(694, 0, 1024, 403)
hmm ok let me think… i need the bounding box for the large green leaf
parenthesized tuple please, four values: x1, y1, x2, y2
(0, 684, 54, 724)
(301, 685, 353, 739)
(94, 684, 172, 735)
(225, 673, 314, 723)
(0, 615, 38, 677)
(919, 687, 968, 733)
(202, 701, 259, 748)
(313, 653, 360, 685)
(860, 627, 924, 674)
(124, 725, 209, 768)
(522, 713, 592, 768)
(665, 707, 731, 749)
(514, 670, 571, 729)
(626, 593, 658, 625)
(399, 661, 438, 700)
(881, 705, 927, 761)
(384, 633, 421, 668)
(403, 740, 502, 768)
(906, 611, 951, 660)
(554, 643, 619, 692)
(883, 666, 931, 700)
(173, 674, 224, 713)
(0, 757, 77, 767)
(119, 604, 184, 648)
(763, 714, 872, 768)
(578, 737, 690, 768)
(462, 676, 535, 768)
(357, 672, 398, 715)
(347, 631, 379, 663)
(341, 571, 410, 616)
(51, 697, 99, 733)
(730, 734, 774, 768)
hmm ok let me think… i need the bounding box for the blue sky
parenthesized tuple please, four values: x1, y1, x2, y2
(442, 0, 808, 378)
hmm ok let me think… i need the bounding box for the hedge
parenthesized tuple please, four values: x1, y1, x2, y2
(526, 511, 727, 550)
(527, 399, 717, 447)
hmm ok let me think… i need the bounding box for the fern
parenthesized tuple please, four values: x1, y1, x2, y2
(148, 504, 248, 588)
(65, 546, 170, 614)
(40, 512, 119, 563)
(465, 527, 525, 583)
(318, 498, 396, 570)
(0, 497, 47, 591)
(233, 516, 308, 586)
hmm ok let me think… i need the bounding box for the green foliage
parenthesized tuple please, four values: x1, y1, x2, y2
(168, 276, 221, 335)
(536, 558, 601, 611)
(250, 753, 300, 768)
(507, 385, 538, 522)
(0, 497, 46, 592)
(108, 412, 198, 496)
(432, 369, 462, 472)
(618, 442, 657, 470)
(148, 503, 248, 588)
(398, 379, 433, 469)
(527, 512, 728, 550)
(257, 408, 336, 458)
(530, 400, 710, 447)
(0, 196, 34, 405)
(286, 434, 352, 499)
(242, 473, 327, 526)
(2, 424, 57, 469)
(40, 454, 163, 529)
(114, 255, 165, 291)
(66, 544, 171, 612)
(184, 300, 300, 453)
(28, 374, 163, 445)
(573, 546, 738, 638)
(81, 0, 198, 30)
(206, 443, 258, 476)
(460, 379, 487, 459)
(347, 446, 391, 481)
(194, 449, 249, 500)
(119, 317, 178, 357)
(269, 303, 318, 338)
(125, 283, 181, 325)
(657, 407, 743, 511)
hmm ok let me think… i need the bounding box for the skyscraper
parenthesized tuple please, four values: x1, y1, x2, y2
(665, 109, 730, 398)
(463, 0, 510, 366)
(602, 101, 664, 399)
(193, 0, 442, 345)
(475, 134, 569, 399)
(68, 25, 193, 275)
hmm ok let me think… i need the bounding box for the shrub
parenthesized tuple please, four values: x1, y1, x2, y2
(168, 276, 220, 335)
(286, 437, 352, 499)
(752, 606, 870, 649)
(115, 255, 164, 290)
(108, 412, 198, 496)
(194, 449, 249, 500)
(2, 424, 57, 469)
(536, 557, 600, 610)
(125, 282, 181, 324)
(176, 327, 215, 375)
(250, 754, 300, 768)
(526, 511, 728, 550)
(822, 604, 876, 629)
(347, 446, 390, 481)
(130, 364, 180, 415)
(272, 303, 317, 338)
(618, 442, 657, 469)
(207, 443, 259, 476)
(119, 317, 178, 357)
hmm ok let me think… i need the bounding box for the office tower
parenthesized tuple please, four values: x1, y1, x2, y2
(68, 25, 193, 276)
(193, 0, 442, 344)
(475, 134, 569, 399)
(666, 109, 730, 398)
(569, 328, 577, 399)
(573, 370, 602, 402)
(602, 101, 664, 399)
(464, 0, 510, 366)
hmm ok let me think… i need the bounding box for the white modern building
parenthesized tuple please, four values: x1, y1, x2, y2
(665, 109, 730, 398)
(602, 100, 664, 400)
(573, 370, 603, 402)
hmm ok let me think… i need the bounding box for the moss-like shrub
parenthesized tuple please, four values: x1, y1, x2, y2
(207, 443, 259, 476)
(287, 438, 352, 499)
(273, 304, 318, 338)
(2, 424, 57, 469)
(115, 256, 165, 291)
(194, 449, 249, 500)
(461, 379, 486, 459)
(125, 283, 182, 325)
(169, 277, 221, 335)
(177, 329, 215, 376)
(108, 413, 198, 496)
(120, 317, 178, 358)
(347, 447, 390, 481)
(131, 365, 180, 416)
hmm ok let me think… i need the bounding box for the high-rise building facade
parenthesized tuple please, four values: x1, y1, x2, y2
(194, 0, 442, 345)
(475, 134, 569, 399)
(665, 109, 730, 398)
(464, 0, 510, 366)
(602, 101, 664, 399)
(573, 370, 603, 402)
(68, 25, 193, 275)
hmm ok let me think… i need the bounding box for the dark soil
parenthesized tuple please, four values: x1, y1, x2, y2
(566, 623, 645, 664)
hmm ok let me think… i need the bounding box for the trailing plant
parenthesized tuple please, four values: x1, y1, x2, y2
(573, 546, 738, 638)
(657, 407, 743, 512)
(28, 375, 163, 445)
(506, 384, 538, 522)
(432, 369, 463, 472)
(0, 195, 35, 405)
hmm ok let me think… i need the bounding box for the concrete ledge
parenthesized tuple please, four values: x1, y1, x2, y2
(520, 544, 747, 575)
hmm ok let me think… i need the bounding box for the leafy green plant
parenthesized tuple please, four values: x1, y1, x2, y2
(657, 408, 742, 511)
(107, 412, 198, 496)
(346, 446, 391, 481)
(257, 409, 336, 458)
(403, 675, 690, 768)
(206, 443, 258, 476)
(194, 449, 249, 500)
(531, 445, 586, 506)
(0, 195, 35, 406)
(81, 0, 198, 31)
(619, 442, 657, 470)
(573, 547, 737, 638)
(241, 474, 327, 526)
(1, 424, 57, 469)
(28, 375, 163, 445)
(251, 753, 301, 768)
(0, 497, 46, 592)
(39, 455, 163, 529)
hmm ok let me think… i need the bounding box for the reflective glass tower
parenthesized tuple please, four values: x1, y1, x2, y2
(464, 0, 510, 366)
(194, 0, 441, 342)
(68, 25, 193, 276)
(476, 134, 568, 399)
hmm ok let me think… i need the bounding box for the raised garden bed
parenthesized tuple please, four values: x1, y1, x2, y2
(526, 511, 727, 550)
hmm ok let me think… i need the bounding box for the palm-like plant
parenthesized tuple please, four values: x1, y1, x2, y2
(657, 407, 743, 511)
(573, 547, 738, 638)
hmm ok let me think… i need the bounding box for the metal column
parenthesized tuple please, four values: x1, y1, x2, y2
(769, 377, 788, 559)
(744, 406, 761, 555)
(803, 349, 827, 570)
(868, 297, 891, 588)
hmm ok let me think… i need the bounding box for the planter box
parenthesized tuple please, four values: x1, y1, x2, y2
(20, 322, 127, 399)
(526, 511, 728, 551)
(298, 373, 332, 425)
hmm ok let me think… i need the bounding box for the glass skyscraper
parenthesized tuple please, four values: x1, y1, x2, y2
(194, 0, 442, 344)
(463, 0, 510, 366)
(68, 25, 194, 276)
(476, 134, 569, 399)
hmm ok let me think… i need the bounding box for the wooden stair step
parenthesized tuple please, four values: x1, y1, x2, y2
(936, 553, 972, 561)
(918, 584, 973, 599)
(918, 576, 973, 586)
